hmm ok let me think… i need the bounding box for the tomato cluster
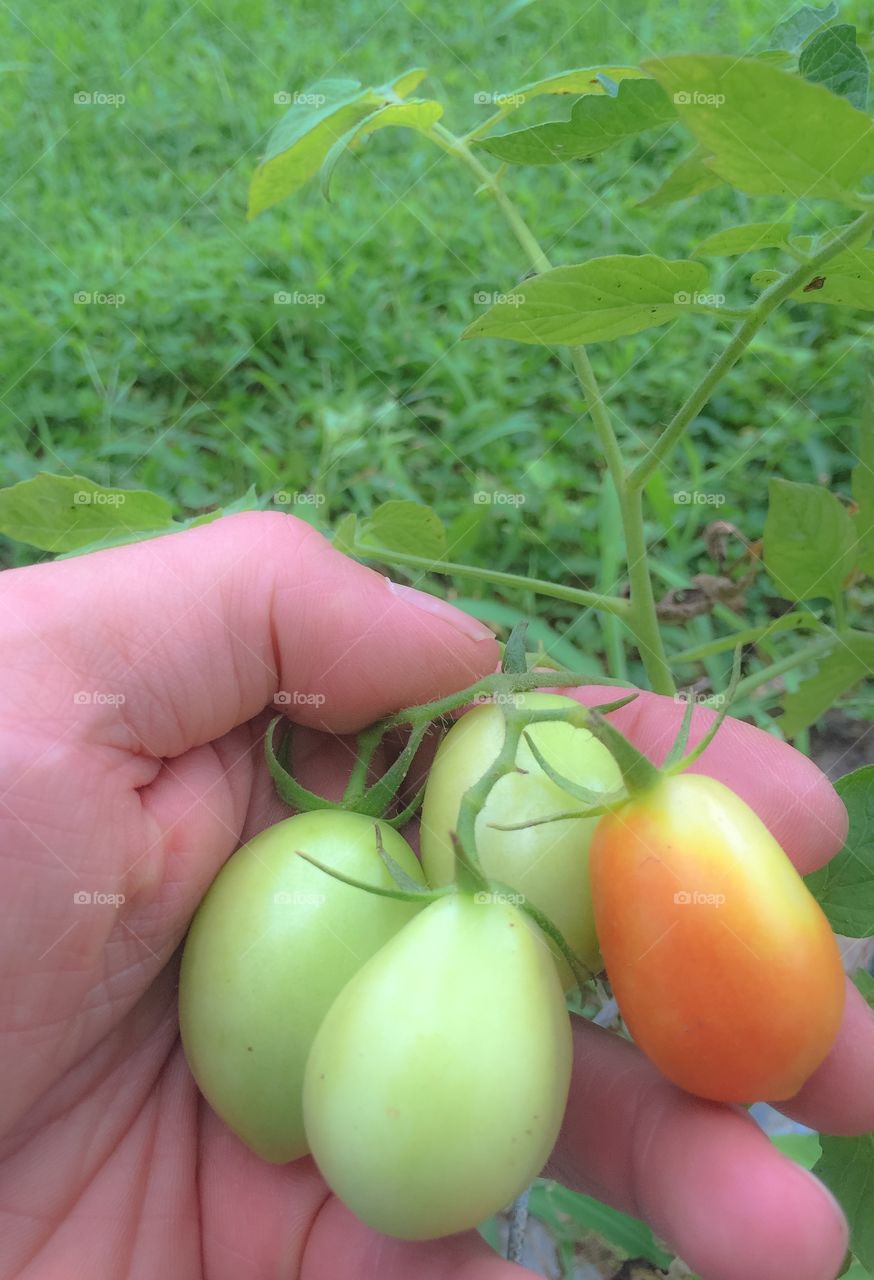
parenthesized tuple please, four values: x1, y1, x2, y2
(179, 691, 846, 1241)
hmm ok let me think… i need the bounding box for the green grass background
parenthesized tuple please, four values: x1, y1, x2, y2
(1, 0, 871, 697)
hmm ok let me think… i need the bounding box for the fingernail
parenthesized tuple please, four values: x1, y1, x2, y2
(385, 579, 496, 642)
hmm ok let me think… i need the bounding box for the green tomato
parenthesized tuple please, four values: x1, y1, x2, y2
(303, 893, 572, 1239)
(178, 810, 424, 1163)
(419, 692, 621, 985)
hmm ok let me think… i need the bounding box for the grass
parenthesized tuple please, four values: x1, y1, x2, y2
(0, 0, 869, 699)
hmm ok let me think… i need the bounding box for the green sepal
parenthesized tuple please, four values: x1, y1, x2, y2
(666, 647, 742, 773)
(294, 848, 448, 904)
(521, 730, 626, 808)
(265, 717, 340, 812)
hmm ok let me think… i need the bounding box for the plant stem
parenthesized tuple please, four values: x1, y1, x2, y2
(570, 348, 674, 695)
(671, 612, 823, 664)
(622, 485, 675, 694)
(732, 635, 836, 702)
(430, 122, 552, 273)
(427, 122, 679, 692)
(461, 103, 515, 145)
(569, 347, 625, 499)
(355, 542, 632, 617)
(629, 207, 874, 490)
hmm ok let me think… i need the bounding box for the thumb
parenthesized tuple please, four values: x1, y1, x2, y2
(6, 511, 497, 755)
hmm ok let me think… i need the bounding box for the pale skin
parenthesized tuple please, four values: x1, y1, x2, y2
(0, 511, 871, 1280)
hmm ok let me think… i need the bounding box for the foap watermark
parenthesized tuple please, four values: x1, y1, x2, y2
(274, 290, 326, 306)
(673, 490, 725, 507)
(274, 90, 327, 107)
(273, 890, 326, 906)
(273, 491, 326, 508)
(473, 490, 526, 506)
(73, 691, 126, 706)
(470, 690, 523, 708)
(673, 889, 725, 908)
(473, 289, 525, 307)
(274, 690, 327, 708)
(674, 689, 726, 708)
(473, 91, 526, 108)
(73, 91, 126, 108)
(74, 291, 125, 307)
(673, 291, 725, 307)
(73, 489, 126, 506)
(473, 890, 525, 906)
(73, 890, 126, 906)
(673, 90, 725, 108)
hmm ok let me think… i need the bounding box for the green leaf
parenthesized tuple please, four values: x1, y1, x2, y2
(357, 500, 447, 560)
(187, 486, 261, 523)
(781, 640, 874, 737)
(320, 98, 443, 200)
(807, 766, 874, 937)
(772, 1133, 822, 1170)
(694, 221, 793, 257)
(767, 2, 838, 52)
(52, 487, 263, 559)
(799, 24, 870, 110)
(462, 255, 711, 347)
(390, 68, 428, 98)
(814, 1131, 874, 1271)
(475, 78, 674, 166)
(763, 478, 857, 601)
(855, 969, 874, 1010)
(493, 65, 647, 108)
(0, 473, 175, 553)
(444, 506, 485, 559)
(752, 249, 874, 308)
(248, 69, 425, 217)
(332, 512, 358, 555)
(643, 54, 874, 202)
(853, 407, 874, 575)
(843, 1261, 874, 1280)
(638, 144, 725, 208)
(529, 1180, 673, 1268)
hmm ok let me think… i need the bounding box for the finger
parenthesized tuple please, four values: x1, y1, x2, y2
(5, 512, 497, 756)
(198, 1117, 534, 1280)
(306, 1195, 538, 1280)
(549, 1018, 848, 1280)
(777, 980, 874, 1134)
(569, 686, 847, 873)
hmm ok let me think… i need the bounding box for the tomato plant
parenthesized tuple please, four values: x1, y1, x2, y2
(178, 810, 425, 1162)
(303, 892, 572, 1239)
(590, 772, 846, 1102)
(420, 692, 621, 984)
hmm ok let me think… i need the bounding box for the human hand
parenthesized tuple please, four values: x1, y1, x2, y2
(0, 511, 869, 1280)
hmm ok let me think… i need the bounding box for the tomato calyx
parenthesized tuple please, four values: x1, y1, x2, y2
(265, 661, 630, 824)
(576, 647, 743, 801)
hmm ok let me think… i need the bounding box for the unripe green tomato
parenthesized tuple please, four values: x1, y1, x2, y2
(178, 811, 425, 1163)
(419, 692, 621, 985)
(303, 893, 572, 1239)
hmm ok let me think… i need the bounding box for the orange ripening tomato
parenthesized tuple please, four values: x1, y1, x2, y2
(589, 773, 845, 1103)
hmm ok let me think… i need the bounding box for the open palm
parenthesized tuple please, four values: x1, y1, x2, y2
(0, 513, 869, 1280)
